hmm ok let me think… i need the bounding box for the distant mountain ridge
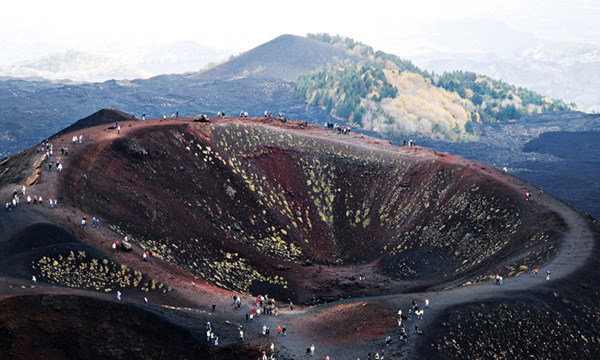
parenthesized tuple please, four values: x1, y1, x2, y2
(0, 50, 150, 82)
(137, 40, 231, 75)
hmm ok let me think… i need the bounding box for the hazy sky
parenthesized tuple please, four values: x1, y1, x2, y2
(1, 0, 598, 64)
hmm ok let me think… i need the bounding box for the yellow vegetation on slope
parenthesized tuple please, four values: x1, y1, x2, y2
(361, 70, 477, 140)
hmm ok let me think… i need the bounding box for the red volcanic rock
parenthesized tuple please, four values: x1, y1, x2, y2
(0, 114, 596, 359)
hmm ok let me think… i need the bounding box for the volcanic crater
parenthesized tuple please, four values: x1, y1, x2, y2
(0, 110, 597, 359)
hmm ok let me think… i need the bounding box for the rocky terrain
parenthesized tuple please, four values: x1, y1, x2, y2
(417, 111, 600, 220)
(0, 113, 597, 359)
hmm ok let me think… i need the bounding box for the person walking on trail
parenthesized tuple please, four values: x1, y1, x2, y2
(144, 297, 148, 307)
(310, 344, 315, 356)
(116, 291, 121, 301)
(546, 271, 551, 280)
(239, 329, 244, 342)
(534, 268, 539, 276)
(31, 275, 37, 285)
(425, 299, 429, 308)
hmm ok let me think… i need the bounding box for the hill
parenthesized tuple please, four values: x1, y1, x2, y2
(0, 115, 598, 359)
(196, 34, 352, 82)
(296, 34, 574, 140)
(55, 109, 134, 136)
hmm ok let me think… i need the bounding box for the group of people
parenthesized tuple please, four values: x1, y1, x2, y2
(206, 321, 220, 346)
(252, 294, 279, 317)
(111, 237, 129, 251)
(40, 139, 66, 172)
(40, 140, 56, 159)
(38, 140, 67, 160)
(402, 139, 417, 147)
(5, 186, 56, 212)
(71, 134, 83, 143)
(323, 121, 351, 134)
(390, 298, 429, 352)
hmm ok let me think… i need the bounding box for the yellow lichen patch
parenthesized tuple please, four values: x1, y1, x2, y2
(196, 251, 289, 293)
(32, 252, 170, 293)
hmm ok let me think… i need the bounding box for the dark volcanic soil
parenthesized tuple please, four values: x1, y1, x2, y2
(0, 114, 598, 359)
(0, 294, 254, 360)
